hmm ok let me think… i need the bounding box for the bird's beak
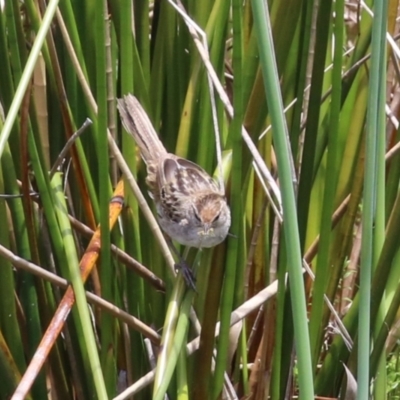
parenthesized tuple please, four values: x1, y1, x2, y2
(201, 223, 214, 236)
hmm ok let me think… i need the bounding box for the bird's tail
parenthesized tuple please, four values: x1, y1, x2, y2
(117, 94, 167, 163)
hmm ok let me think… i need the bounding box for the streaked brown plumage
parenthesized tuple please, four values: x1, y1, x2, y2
(117, 94, 231, 249)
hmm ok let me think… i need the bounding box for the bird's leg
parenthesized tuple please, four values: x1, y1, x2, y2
(166, 238, 197, 291)
(177, 257, 197, 292)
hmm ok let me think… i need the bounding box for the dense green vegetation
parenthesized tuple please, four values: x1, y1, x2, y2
(0, 0, 399, 399)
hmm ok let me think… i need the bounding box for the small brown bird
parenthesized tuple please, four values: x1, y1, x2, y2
(117, 95, 231, 287)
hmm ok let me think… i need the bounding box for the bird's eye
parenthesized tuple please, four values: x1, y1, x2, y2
(194, 211, 201, 222)
(213, 213, 220, 223)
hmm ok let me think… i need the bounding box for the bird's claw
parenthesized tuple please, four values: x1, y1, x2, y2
(175, 261, 197, 292)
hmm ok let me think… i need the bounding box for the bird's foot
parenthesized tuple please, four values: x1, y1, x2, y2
(175, 261, 197, 292)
